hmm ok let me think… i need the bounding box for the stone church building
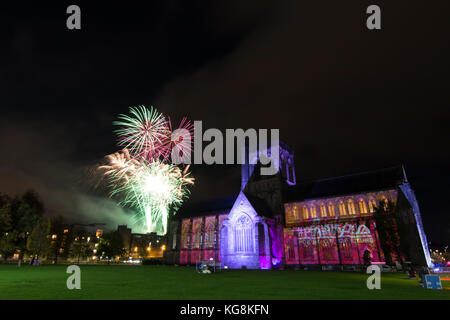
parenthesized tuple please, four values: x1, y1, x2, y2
(163, 143, 432, 269)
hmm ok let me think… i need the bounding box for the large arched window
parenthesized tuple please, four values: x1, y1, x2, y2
(369, 198, 377, 213)
(234, 215, 253, 253)
(310, 205, 317, 218)
(286, 238, 296, 261)
(358, 198, 368, 214)
(319, 203, 327, 217)
(347, 199, 356, 215)
(192, 218, 202, 249)
(338, 200, 346, 216)
(205, 219, 216, 248)
(380, 195, 388, 210)
(302, 206, 309, 220)
(181, 219, 192, 249)
(293, 204, 300, 221)
(328, 202, 336, 217)
(303, 245, 315, 260)
(341, 239, 352, 259)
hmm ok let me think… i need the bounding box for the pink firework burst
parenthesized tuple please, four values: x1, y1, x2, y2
(113, 105, 171, 161)
(158, 116, 194, 164)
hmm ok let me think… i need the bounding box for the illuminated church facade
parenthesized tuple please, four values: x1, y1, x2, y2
(164, 143, 432, 269)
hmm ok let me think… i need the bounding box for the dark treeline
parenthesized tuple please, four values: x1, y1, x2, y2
(0, 190, 123, 264)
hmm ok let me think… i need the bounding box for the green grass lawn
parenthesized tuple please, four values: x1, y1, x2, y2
(0, 264, 449, 300)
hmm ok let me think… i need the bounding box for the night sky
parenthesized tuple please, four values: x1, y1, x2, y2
(1, 1, 449, 244)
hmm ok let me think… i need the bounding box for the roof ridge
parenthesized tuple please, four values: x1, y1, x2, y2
(297, 165, 404, 185)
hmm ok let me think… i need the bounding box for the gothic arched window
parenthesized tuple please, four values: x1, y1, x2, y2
(347, 199, 356, 215)
(380, 195, 388, 210)
(287, 238, 296, 261)
(358, 198, 368, 214)
(369, 198, 377, 213)
(328, 202, 336, 217)
(310, 205, 317, 218)
(319, 203, 327, 217)
(338, 200, 346, 216)
(293, 204, 300, 221)
(302, 206, 309, 220)
(205, 219, 216, 248)
(342, 239, 352, 259)
(181, 219, 192, 249)
(234, 215, 254, 253)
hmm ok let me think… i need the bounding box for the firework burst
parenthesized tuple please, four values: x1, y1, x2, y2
(110, 160, 194, 235)
(159, 116, 194, 164)
(98, 106, 194, 235)
(97, 149, 140, 185)
(113, 105, 170, 161)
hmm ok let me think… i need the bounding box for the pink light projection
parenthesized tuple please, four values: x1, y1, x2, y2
(284, 221, 383, 265)
(179, 214, 228, 265)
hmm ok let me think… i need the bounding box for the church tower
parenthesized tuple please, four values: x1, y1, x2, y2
(241, 141, 296, 216)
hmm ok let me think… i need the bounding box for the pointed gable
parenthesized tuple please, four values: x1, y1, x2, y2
(227, 191, 259, 223)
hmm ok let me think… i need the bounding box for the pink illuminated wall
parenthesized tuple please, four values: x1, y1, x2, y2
(284, 229, 298, 264)
(179, 213, 229, 265)
(180, 250, 189, 265)
(284, 190, 398, 227)
(283, 221, 384, 265)
(191, 250, 201, 263)
(283, 190, 396, 265)
(203, 249, 215, 261)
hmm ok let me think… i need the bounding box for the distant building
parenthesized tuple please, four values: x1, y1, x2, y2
(117, 225, 132, 253)
(69, 223, 105, 237)
(58, 223, 105, 261)
(48, 222, 168, 262)
(117, 225, 166, 258)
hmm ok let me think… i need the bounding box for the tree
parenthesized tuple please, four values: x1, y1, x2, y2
(0, 194, 15, 262)
(11, 190, 45, 262)
(13, 190, 44, 233)
(0, 194, 12, 235)
(0, 231, 18, 263)
(373, 200, 403, 267)
(27, 218, 50, 260)
(0, 190, 46, 263)
(97, 231, 125, 263)
(47, 216, 67, 264)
